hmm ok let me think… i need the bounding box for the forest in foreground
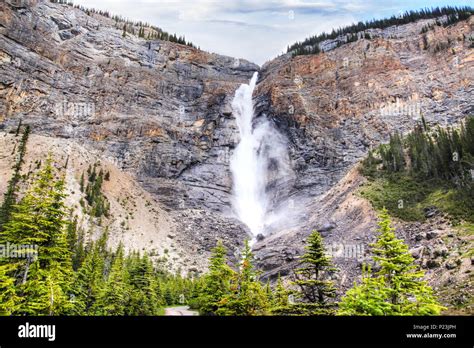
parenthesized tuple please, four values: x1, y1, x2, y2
(1, 116, 472, 316)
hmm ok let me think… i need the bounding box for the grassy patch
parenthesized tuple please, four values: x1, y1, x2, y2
(454, 223, 474, 258)
(359, 172, 474, 223)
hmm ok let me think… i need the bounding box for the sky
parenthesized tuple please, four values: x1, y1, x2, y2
(74, 0, 473, 65)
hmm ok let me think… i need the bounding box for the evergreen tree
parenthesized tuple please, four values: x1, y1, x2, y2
(70, 233, 108, 315)
(0, 263, 20, 315)
(0, 125, 30, 231)
(217, 240, 269, 316)
(339, 209, 444, 315)
(93, 244, 129, 316)
(1, 155, 73, 315)
(126, 252, 162, 315)
(291, 231, 337, 315)
(338, 265, 392, 315)
(79, 173, 85, 192)
(82, 164, 110, 218)
(196, 241, 235, 315)
(380, 132, 405, 172)
(270, 274, 292, 315)
(66, 215, 85, 271)
(17, 260, 73, 315)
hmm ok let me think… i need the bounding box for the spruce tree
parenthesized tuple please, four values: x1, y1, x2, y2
(17, 259, 73, 315)
(217, 240, 269, 316)
(196, 241, 235, 315)
(93, 244, 129, 315)
(126, 252, 162, 315)
(291, 230, 337, 315)
(0, 125, 30, 231)
(0, 263, 20, 315)
(338, 209, 444, 315)
(70, 235, 107, 315)
(1, 155, 73, 315)
(270, 274, 292, 315)
(338, 265, 392, 315)
(371, 209, 444, 314)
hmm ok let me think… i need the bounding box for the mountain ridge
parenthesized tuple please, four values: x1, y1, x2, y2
(0, 0, 473, 312)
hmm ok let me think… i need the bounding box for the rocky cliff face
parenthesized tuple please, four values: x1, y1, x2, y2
(255, 16, 473, 203)
(252, 19, 473, 230)
(251, 16, 473, 311)
(0, 0, 260, 270)
(0, 0, 473, 310)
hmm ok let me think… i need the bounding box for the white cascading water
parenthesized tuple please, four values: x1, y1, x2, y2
(230, 72, 296, 238)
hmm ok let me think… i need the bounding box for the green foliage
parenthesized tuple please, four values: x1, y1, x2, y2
(269, 274, 292, 315)
(291, 43, 320, 57)
(338, 265, 392, 315)
(194, 240, 273, 316)
(0, 263, 20, 315)
(125, 252, 163, 315)
(339, 209, 444, 315)
(0, 125, 30, 231)
(1, 155, 74, 315)
(17, 260, 73, 315)
(70, 230, 173, 316)
(80, 163, 110, 218)
(66, 216, 86, 271)
(93, 244, 129, 315)
(70, 233, 108, 315)
(195, 241, 235, 315)
(360, 116, 474, 223)
(216, 241, 269, 316)
(159, 273, 196, 307)
(379, 132, 405, 172)
(0, 153, 188, 316)
(290, 231, 338, 315)
(288, 6, 473, 57)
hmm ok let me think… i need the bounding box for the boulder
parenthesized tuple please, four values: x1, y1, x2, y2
(415, 232, 426, 241)
(317, 221, 336, 235)
(426, 260, 440, 269)
(445, 261, 457, 270)
(410, 246, 424, 259)
(424, 206, 438, 218)
(426, 230, 440, 240)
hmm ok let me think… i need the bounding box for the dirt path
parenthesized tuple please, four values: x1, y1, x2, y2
(164, 306, 198, 316)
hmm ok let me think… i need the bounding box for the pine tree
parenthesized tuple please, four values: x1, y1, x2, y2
(66, 215, 86, 271)
(93, 244, 129, 315)
(17, 259, 73, 315)
(79, 173, 85, 192)
(126, 252, 162, 315)
(2, 156, 70, 265)
(338, 209, 444, 315)
(380, 132, 405, 172)
(0, 263, 20, 315)
(196, 241, 235, 315)
(371, 209, 444, 314)
(70, 233, 108, 315)
(1, 155, 73, 315)
(338, 265, 392, 315)
(270, 274, 292, 315)
(0, 125, 30, 231)
(291, 231, 337, 315)
(217, 240, 269, 316)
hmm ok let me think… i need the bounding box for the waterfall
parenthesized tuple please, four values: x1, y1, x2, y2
(230, 72, 295, 238)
